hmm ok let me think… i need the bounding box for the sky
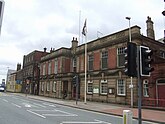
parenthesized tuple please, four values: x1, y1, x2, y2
(0, 0, 164, 82)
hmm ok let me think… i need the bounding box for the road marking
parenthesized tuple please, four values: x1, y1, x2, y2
(95, 119, 112, 124)
(22, 103, 39, 108)
(28, 109, 55, 112)
(60, 119, 111, 124)
(32, 103, 46, 108)
(42, 102, 50, 105)
(48, 104, 56, 107)
(42, 113, 78, 117)
(25, 104, 31, 107)
(12, 103, 22, 108)
(2, 99, 8, 102)
(55, 109, 77, 116)
(27, 110, 46, 119)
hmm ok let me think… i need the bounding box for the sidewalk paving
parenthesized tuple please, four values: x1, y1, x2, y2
(15, 93, 165, 124)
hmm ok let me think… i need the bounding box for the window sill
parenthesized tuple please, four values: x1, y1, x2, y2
(143, 95, 149, 97)
(100, 93, 107, 95)
(87, 92, 93, 95)
(117, 94, 126, 97)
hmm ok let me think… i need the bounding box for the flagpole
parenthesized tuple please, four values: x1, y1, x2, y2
(82, 19, 87, 104)
(78, 10, 81, 45)
(84, 32, 87, 104)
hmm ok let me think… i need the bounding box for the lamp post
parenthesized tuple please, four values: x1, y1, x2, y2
(126, 17, 133, 108)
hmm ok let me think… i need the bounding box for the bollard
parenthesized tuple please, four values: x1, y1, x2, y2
(123, 110, 132, 124)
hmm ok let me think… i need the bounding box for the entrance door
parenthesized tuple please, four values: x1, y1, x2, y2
(63, 81, 68, 98)
(157, 79, 165, 107)
(72, 83, 80, 100)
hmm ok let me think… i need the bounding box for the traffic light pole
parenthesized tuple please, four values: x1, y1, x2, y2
(126, 17, 133, 108)
(76, 75, 79, 105)
(137, 46, 142, 124)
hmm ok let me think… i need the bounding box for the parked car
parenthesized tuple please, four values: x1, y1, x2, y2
(0, 86, 5, 92)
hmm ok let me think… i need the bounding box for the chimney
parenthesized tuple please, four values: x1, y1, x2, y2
(44, 47, 47, 52)
(146, 16, 155, 39)
(71, 37, 78, 49)
(17, 63, 21, 71)
(50, 47, 52, 53)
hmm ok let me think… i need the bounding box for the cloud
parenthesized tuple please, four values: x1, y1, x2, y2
(0, 0, 163, 81)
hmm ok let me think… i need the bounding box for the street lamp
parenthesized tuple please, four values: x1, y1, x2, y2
(126, 17, 133, 108)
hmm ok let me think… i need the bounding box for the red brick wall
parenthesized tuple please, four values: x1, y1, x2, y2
(58, 58, 61, 73)
(51, 59, 54, 74)
(108, 47, 117, 69)
(94, 51, 100, 70)
(64, 58, 71, 73)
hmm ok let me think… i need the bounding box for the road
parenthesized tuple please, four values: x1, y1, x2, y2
(0, 92, 158, 124)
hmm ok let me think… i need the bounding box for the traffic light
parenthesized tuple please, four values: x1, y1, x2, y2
(124, 42, 137, 77)
(72, 76, 76, 86)
(140, 46, 154, 76)
(72, 75, 79, 86)
(0, 0, 4, 34)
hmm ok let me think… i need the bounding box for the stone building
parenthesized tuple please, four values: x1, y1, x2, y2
(39, 17, 165, 106)
(6, 64, 22, 92)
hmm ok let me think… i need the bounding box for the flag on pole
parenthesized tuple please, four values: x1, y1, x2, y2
(164, 30, 165, 41)
(82, 19, 87, 36)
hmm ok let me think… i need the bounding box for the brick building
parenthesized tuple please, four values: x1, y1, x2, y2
(22, 49, 49, 95)
(39, 17, 165, 106)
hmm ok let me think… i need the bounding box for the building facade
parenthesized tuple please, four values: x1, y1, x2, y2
(22, 49, 49, 95)
(38, 17, 165, 106)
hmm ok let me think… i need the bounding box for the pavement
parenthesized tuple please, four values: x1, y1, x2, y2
(13, 93, 165, 124)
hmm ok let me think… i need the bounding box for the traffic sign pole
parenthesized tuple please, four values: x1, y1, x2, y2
(137, 46, 142, 124)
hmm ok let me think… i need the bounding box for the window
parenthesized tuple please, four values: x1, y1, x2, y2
(48, 62, 52, 75)
(73, 57, 77, 67)
(52, 81, 56, 92)
(73, 57, 77, 72)
(143, 80, 149, 97)
(47, 81, 50, 91)
(160, 50, 165, 59)
(41, 82, 44, 91)
(157, 79, 165, 84)
(100, 80, 107, 94)
(117, 79, 125, 96)
(54, 59, 58, 74)
(87, 80, 93, 94)
(88, 55, 94, 71)
(117, 47, 125, 67)
(101, 51, 108, 69)
(43, 64, 46, 75)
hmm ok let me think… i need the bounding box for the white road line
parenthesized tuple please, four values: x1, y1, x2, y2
(12, 103, 22, 108)
(60, 120, 106, 124)
(48, 104, 56, 107)
(22, 103, 38, 108)
(95, 119, 112, 124)
(28, 109, 55, 112)
(27, 110, 46, 119)
(32, 103, 46, 108)
(2, 99, 8, 102)
(55, 109, 77, 116)
(42, 102, 50, 105)
(42, 114, 78, 117)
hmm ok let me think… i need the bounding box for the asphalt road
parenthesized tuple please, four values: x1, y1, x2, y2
(0, 92, 158, 124)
